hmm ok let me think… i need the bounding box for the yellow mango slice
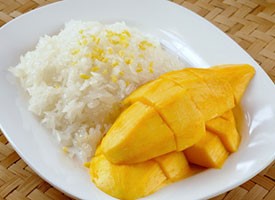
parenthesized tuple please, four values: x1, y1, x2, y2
(186, 68, 235, 117)
(161, 70, 227, 121)
(184, 131, 229, 168)
(90, 154, 167, 200)
(122, 79, 176, 107)
(152, 89, 205, 151)
(123, 78, 205, 151)
(206, 110, 240, 152)
(211, 64, 255, 103)
(95, 144, 103, 156)
(154, 151, 191, 182)
(101, 101, 176, 164)
(220, 109, 235, 123)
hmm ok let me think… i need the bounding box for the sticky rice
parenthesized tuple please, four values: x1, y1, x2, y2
(10, 20, 184, 162)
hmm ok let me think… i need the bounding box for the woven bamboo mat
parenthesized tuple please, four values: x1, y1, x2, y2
(0, 0, 274, 200)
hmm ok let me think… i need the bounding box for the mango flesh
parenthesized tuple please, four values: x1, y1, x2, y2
(184, 131, 229, 168)
(123, 78, 205, 151)
(122, 79, 176, 107)
(206, 110, 240, 152)
(90, 148, 191, 199)
(101, 101, 176, 164)
(211, 64, 255, 103)
(161, 70, 233, 121)
(186, 68, 235, 119)
(153, 89, 205, 151)
(90, 154, 167, 200)
(154, 151, 191, 182)
(220, 109, 236, 123)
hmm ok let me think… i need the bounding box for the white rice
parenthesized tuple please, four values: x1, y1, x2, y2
(10, 20, 185, 162)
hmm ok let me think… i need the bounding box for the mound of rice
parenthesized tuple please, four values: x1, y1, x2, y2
(10, 20, 184, 162)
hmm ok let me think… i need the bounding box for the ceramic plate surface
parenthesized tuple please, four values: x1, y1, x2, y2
(0, 0, 275, 199)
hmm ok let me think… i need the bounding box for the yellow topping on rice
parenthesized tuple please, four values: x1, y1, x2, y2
(71, 49, 80, 55)
(107, 47, 114, 54)
(111, 75, 118, 83)
(54, 84, 60, 89)
(149, 61, 154, 73)
(136, 63, 143, 72)
(138, 40, 154, 51)
(106, 30, 131, 47)
(112, 61, 119, 67)
(80, 74, 91, 80)
(102, 57, 109, 63)
(138, 54, 145, 59)
(102, 69, 108, 75)
(62, 146, 68, 153)
(81, 39, 88, 46)
(84, 162, 90, 168)
(125, 80, 130, 86)
(119, 71, 125, 76)
(91, 47, 105, 61)
(124, 58, 133, 65)
(91, 66, 100, 72)
(90, 36, 101, 45)
(122, 30, 131, 37)
(119, 50, 125, 57)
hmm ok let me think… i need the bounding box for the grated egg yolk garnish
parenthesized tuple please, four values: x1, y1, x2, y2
(112, 61, 119, 67)
(136, 63, 143, 73)
(71, 49, 80, 55)
(124, 58, 133, 65)
(91, 66, 100, 72)
(62, 146, 69, 153)
(77, 29, 156, 82)
(80, 74, 91, 80)
(138, 40, 154, 51)
(111, 75, 118, 83)
(84, 162, 90, 168)
(148, 61, 154, 73)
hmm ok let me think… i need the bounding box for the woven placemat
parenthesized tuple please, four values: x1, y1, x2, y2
(0, 0, 274, 200)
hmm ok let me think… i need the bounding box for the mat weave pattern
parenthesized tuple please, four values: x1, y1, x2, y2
(0, 0, 274, 200)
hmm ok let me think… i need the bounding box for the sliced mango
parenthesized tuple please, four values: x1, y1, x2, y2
(95, 144, 103, 156)
(101, 101, 176, 164)
(152, 89, 205, 151)
(90, 154, 167, 200)
(186, 68, 235, 117)
(122, 78, 205, 151)
(161, 70, 232, 121)
(206, 110, 240, 152)
(154, 151, 191, 182)
(184, 131, 229, 168)
(220, 109, 236, 123)
(122, 79, 176, 107)
(211, 64, 255, 103)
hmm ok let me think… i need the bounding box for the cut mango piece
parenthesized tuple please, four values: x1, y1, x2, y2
(206, 111, 240, 152)
(154, 151, 191, 182)
(186, 68, 235, 117)
(95, 144, 103, 156)
(90, 154, 167, 200)
(122, 79, 176, 107)
(152, 89, 205, 151)
(220, 109, 235, 123)
(184, 131, 229, 168)
(101, 101, 176, 164)
(123, 78, 205, 151)
(162, 70, 229, 121)
(211, 64, 255, 103)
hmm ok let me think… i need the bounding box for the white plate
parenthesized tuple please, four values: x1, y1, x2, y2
(0, 0, 275, 199)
